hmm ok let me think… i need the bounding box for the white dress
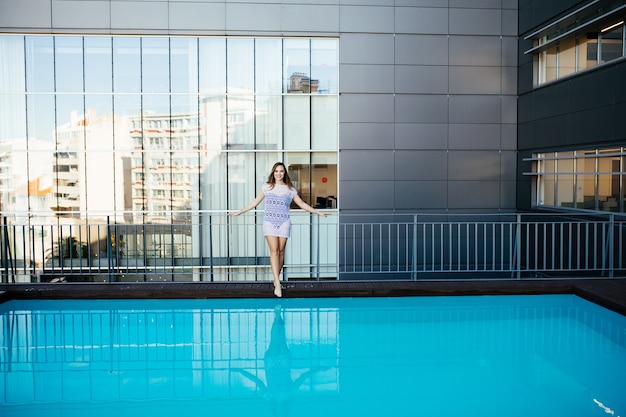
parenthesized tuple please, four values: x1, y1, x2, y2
(262, 183, 297, 238)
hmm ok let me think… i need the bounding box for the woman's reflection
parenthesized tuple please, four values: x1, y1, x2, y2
(232, 305, 326, 417)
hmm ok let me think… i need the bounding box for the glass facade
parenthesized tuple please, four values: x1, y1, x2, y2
(528, 147, 626, 212)
(0, 35, 338, 281)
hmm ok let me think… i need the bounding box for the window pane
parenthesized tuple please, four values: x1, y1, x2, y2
(256, 38, 282, 95)
(55, 37, 84, 93)
(284, 95, 310, 150)
(0, 94, 26, 141)
(171, 37, 198, 94)
(227, 95, 255, 149)
(200, 94, 226, 150)
(55, 94, 85, 146)
(555, 158, 574, 208)
(171, 94, 199, 150)
(200, 150, 226, 210)
(85, 95, 113, 151)
(142, 37, 170, 94)
(600, 24, 624, 64)
(538, 159, 555, 206)
(113, 37, 141, 93)
(84, 37, 112, 93)
(26, 37, 54, 93)
(256, 95, 282, 150)
(114, 94, 141, 151)
(580, 33, 598, 71)
(199, 38, 225, 94)
(311, 39, 338, 94)
(227, 38, 254, 92)
(85, 150, 116, 213)
(286, 153, 338, 209)
(544, 46, 557, 82)
(284, 39, 310, 93)
(311, 96, 337, 150)
(28, 149, 55, 217)
(0, 36, 26, 93)
(558, 38, 576, 77)
(27, 94, 56, 142)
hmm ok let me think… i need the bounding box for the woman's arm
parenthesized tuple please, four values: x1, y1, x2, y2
(292, 194, 329, 217)
(229, 189, 265, 216)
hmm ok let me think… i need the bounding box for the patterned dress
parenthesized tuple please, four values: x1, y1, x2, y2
(262, 183, 297, 238)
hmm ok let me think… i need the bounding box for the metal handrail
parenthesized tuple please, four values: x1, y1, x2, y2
(1, 211, 625, 283)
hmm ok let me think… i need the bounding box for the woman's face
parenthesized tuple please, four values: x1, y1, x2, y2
(273, 165, 285, 182)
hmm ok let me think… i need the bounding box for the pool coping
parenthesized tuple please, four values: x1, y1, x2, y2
(2, 278, 626, 315)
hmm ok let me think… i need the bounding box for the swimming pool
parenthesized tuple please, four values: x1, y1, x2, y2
(1, 295, 625, 417)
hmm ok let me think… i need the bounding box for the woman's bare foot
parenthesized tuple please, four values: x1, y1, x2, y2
(273, 283, 282, 298)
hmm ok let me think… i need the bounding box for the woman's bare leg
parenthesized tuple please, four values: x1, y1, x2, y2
(266, 236, 288, 297)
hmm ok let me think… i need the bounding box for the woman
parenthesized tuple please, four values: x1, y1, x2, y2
(230, 162, 328, 297)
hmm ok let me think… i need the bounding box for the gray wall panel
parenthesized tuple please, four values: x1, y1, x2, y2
(395, 150, 447, 181)
(340, 150, 394, 180)
(500, 180, 517, 208)
(395, 35, 448, 65)
(340, 123, 395, 149)
(502, 9, 518, 37)
(502, 66, 517, 95)
(283, 4, 340, 32)
(501, 151, 517, 181)
(111, 2, 169, 30)
(395, 95, 449, 123)
(395, 181, 447, 209)
(449, 151, 501, 181)
(395, 65, 449, 94)
(53, 1, 110, 29)
(340, 34, 394, 64)
(568, 107, 616, 146)
(449, 124, 500, 150)
(394, 7, 449, 35)
(448, 180, 501, 208)
(339, 6, 394, 33)
(449, 66, 501, 94)
(341, 64, 395, 93)
(340, 94, 395, 123)
(225, 3, 282, 31)
(502, 37, 518, 67)
(501, 96, 517, 124)
(569, 70, 617, 113)
(339, 180, 395, 210)
(449, 8, 502, 36)
(170, 3, 226, 31)
(395, 123, 448, 150)
(501, 124, 517, 151)
(449, 36, 501, 66)
(0, 0, 51, 29)
(449, 95, 501, 124)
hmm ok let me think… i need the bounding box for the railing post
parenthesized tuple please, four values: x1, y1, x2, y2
(208, 212, 214, 282)
(608, 214, 614, 278)
(316, 214, 321, 281)
(106, 216, 112, 283)
(515, 213, 521, 279)
(412, 214, 418, 281)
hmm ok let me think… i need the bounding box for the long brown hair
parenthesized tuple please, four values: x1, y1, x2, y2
(267, 162, 294, 189)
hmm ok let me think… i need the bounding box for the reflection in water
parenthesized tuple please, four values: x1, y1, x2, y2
(232, 305, 328, 417)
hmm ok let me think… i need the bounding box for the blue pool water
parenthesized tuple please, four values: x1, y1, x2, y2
(1, 294, 625, 417)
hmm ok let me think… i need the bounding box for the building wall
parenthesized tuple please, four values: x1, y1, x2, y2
(0, 0, 519, 214)
(517, 0, 626, 210)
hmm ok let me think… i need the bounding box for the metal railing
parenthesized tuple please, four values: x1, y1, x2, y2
(1, 211, 625, 283)
(338, 212, 626, 279)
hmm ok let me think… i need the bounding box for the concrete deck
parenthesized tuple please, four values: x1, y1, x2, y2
(2, 278, 626, 316)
